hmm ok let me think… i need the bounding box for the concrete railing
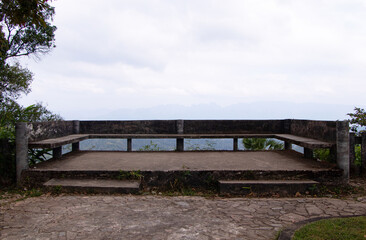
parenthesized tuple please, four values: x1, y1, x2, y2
(349, 132, 366, 176)
(15, 119, 350, 183)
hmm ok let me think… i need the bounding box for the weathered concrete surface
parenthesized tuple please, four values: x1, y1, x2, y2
(219, 180, 319, 196)
(27, 121, 74, 142)
(44, 179, 141, 194)
(183, 120, 284, 134)
(289, 120, 337, 142)
(16, 122, 28, 185)
(1, 195, 366, 240)
(28, 134, 89, 149)
(336, 121, 350, 179)
(24, 151, 342, 190)
(80, 120, 178, 134)
(32, 151, 336, 171)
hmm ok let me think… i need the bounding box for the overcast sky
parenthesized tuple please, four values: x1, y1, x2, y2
(18, 0, 366, 120)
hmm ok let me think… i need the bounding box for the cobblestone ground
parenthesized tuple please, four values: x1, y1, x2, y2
(1, 194, 366, 240)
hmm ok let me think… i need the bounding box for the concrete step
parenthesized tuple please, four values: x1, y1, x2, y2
(43, 178, 141, 194)
(219, 180, 319, 196)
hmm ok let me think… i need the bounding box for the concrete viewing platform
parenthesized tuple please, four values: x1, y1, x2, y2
(32, 150, 336, 172)
(23, 150, 343, 194)
(17, 119, 349, 194)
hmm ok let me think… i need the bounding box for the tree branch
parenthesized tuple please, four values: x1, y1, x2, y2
(8, 25, 25, 52)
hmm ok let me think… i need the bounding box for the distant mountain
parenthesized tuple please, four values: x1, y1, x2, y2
(62, 101, 358, 121)
(77, 138, 303, 153)
(79, 138, 237, 151)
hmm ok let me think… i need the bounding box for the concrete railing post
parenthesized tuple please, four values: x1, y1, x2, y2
(283, 119, 292, 150)
(176, 120, 184, 151)
(361, 132, 366, 176)
(16, 122, 28, 185)
(233, 138, 238, 151)
(72, 120, 80, 151)
(304, 148, 314, 159)
(127, 138, 132, 152)
(284, 142, 292, 150)
(336, 120, 350, 180)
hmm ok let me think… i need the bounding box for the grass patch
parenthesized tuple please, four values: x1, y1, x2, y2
(146, 187, 217, 197)
(117, 170, 143, 180)
(293, 216, 366, 240)
(24, 188, 43, 197)
(273, 229, 282, 240)
(0, 187, 44, 205)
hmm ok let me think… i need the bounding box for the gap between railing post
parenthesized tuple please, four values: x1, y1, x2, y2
(349, 132, 359, 176)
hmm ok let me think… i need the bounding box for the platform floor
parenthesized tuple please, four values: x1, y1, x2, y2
(32, 150, 337, 171)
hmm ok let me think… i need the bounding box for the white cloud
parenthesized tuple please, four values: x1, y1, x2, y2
(17, 0, 366, 119)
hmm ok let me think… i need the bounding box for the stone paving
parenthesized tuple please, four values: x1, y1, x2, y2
(1, 194, 366, 240)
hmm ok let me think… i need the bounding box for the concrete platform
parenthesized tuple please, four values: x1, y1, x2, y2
(24, 150, 342, 191)
(219, 180, 319, 196)
(32, 150, 335, 171)
(44, 178, 141, 194)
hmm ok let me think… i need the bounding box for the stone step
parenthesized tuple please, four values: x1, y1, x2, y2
(43, 178, 141, 194)
(219, 180, 319, 196)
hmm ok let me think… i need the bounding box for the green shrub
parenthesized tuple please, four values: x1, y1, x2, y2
(242, 138, 283, 150)
(0, 103, 61, 186)
(313, 148, 334, 163)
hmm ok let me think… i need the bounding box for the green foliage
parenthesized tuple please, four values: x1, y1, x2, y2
(242, 138, 283, 150)
(0, 0, 58, 186)
(273, 230, 282, 240)
(0, 0, 56, 60)
(348, 107, 366, 134)
(293, 216, 366, 240)
(1, 101, 61, 126)
(51, 185, 62, 195)
(0, 0, 56, 103)
(28, 148, 51, 166)
(0, 63, 32, 102)
(0, 102, 61, 185)
(348, 107, 364, 168)
(313, 148, 334, 163)
(139, 141, 161, 151)
(185, 139, 216, 150)
(117, 170, 143, 180)
(355, 144, 361, 166)
(169, 171, 192, 192)
(0, 101, 61, 141)
(25, 188, 43, 197)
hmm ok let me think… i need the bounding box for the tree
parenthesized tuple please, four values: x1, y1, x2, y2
(0, 101, 61, 138)
(0, 0, 56, 103)
(347, 107, 366, 168)
(0, 102, 61, 185)
(0, 0, 58, 135)
(348, 107, 366, 134)
(0, 63, 32, 103)
(242, 138, 283, 150)
(0, 0, 58, 186)
(0, 0, 56, 60)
